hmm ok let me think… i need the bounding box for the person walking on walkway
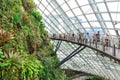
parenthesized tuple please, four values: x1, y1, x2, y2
(105, 33, 109, 47)
(78, 33, 82, 43)
(92, 33, 97, 45)
(84, 33, 89, 44)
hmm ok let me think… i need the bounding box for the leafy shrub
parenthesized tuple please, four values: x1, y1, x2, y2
(31, 10, 42, 21)
(39, 57, 67, 80)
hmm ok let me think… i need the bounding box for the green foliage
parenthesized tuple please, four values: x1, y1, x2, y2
(13, 13, 22, 23)
(64, 69, 77, 78)
(31, 10, 42, 21)
(0, 0, 66, 80)
(39, 57, 67, 80)
(20, 54, 43, 80)
(87, 76, 105, 80)
(22, 0, 36, 12)
(0, 50, 43, 80)
(0, 49, 9, 67)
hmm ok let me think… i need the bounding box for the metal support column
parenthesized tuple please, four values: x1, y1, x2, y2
(55, 40, 62, 53)
(55, 46, 86, 68)
(113, 44, 116, 56)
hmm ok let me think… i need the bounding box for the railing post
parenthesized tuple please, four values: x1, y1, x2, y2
(113, 44, 116, 56)
(90, 39, 91, 46)
(95, 41, 97, 48)
(103, 44, 105, 52)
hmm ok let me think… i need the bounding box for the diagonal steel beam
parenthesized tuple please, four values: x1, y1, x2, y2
(55, 46, 86, 68)
(55, 40, 62, 52)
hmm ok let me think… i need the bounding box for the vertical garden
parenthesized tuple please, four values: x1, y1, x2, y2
(0, 0, 66, 80)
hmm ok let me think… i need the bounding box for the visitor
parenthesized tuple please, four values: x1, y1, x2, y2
(84, 33, 89, 44)
(92, 33, 97, 44)
(105, 33, 109, 47)
(53, 33, 56, 38)
(96, 31, 100, 46)
(71, 33, 75, 41)
(78, 33, 82, 43)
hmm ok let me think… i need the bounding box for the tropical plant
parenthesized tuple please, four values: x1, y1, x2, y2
(0, 50, 22, 80)
(39, 57, 67, 80)
(0, 50, 43, 80)
(20, 54, 43, 80)
(0, 0, 67, 80)
(31, 10, 42, 21)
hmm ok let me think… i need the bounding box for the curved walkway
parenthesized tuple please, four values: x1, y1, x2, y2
(50, 37, 120, 61)
(50, 37, 120, 80)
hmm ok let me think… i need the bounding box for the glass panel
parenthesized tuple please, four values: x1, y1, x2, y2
(111, 13, 118, 21)
(61, 3, 70, 12)
(82, 22, 90, 28)
(68, 0, 78, 8)
(44, 10, 50, 15)
(117, 2, 120, 12)
(41, 0, 49, 6)
(76, 0, 89, 6)
(58, 25, 66, 33)
(56, 0, 65, 5)
(80, 28, 85, 33)
(38, 4, 45, 12)
(51, 11, 57, 15)
(86, 29, 94, 34)
(47, 5, 54, 12)
(107, 2, 119, 12)
(109, 30, 116, 35)
(72, 8, 82, 16)
(74, 24, 82, 29)
(78, 16, 87, 22)
(102, 13, 111, 20)
(66, 11, 74, 17)
(118, 31, 120, 35)
(97, 3, 107, 12)
(105, 22, 114, 28)
(94, 0, 103, 2)
(115, 23, 120, 28)
(90, 22, 101, 27)
(86, 14, 97, 21)
(115, 14, 120, 21)
(81, 5, 93, 14)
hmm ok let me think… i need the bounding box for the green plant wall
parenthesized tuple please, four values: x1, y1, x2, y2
(0, 0, 66, 80)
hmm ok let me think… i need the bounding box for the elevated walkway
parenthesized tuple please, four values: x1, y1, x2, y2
(50, 37, 120, 80)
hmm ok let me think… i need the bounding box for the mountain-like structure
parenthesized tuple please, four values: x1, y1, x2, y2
(0, 0, 66, 80)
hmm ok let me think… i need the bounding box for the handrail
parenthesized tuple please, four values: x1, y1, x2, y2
(50, 37, 120, 62)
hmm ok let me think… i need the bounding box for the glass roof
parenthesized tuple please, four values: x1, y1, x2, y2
(52, 39, 120, 80)
(34, 0, 120, 44)
(34, 0, 120, 79)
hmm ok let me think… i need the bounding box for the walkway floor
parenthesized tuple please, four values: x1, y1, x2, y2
(86, 43, 120, 58)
